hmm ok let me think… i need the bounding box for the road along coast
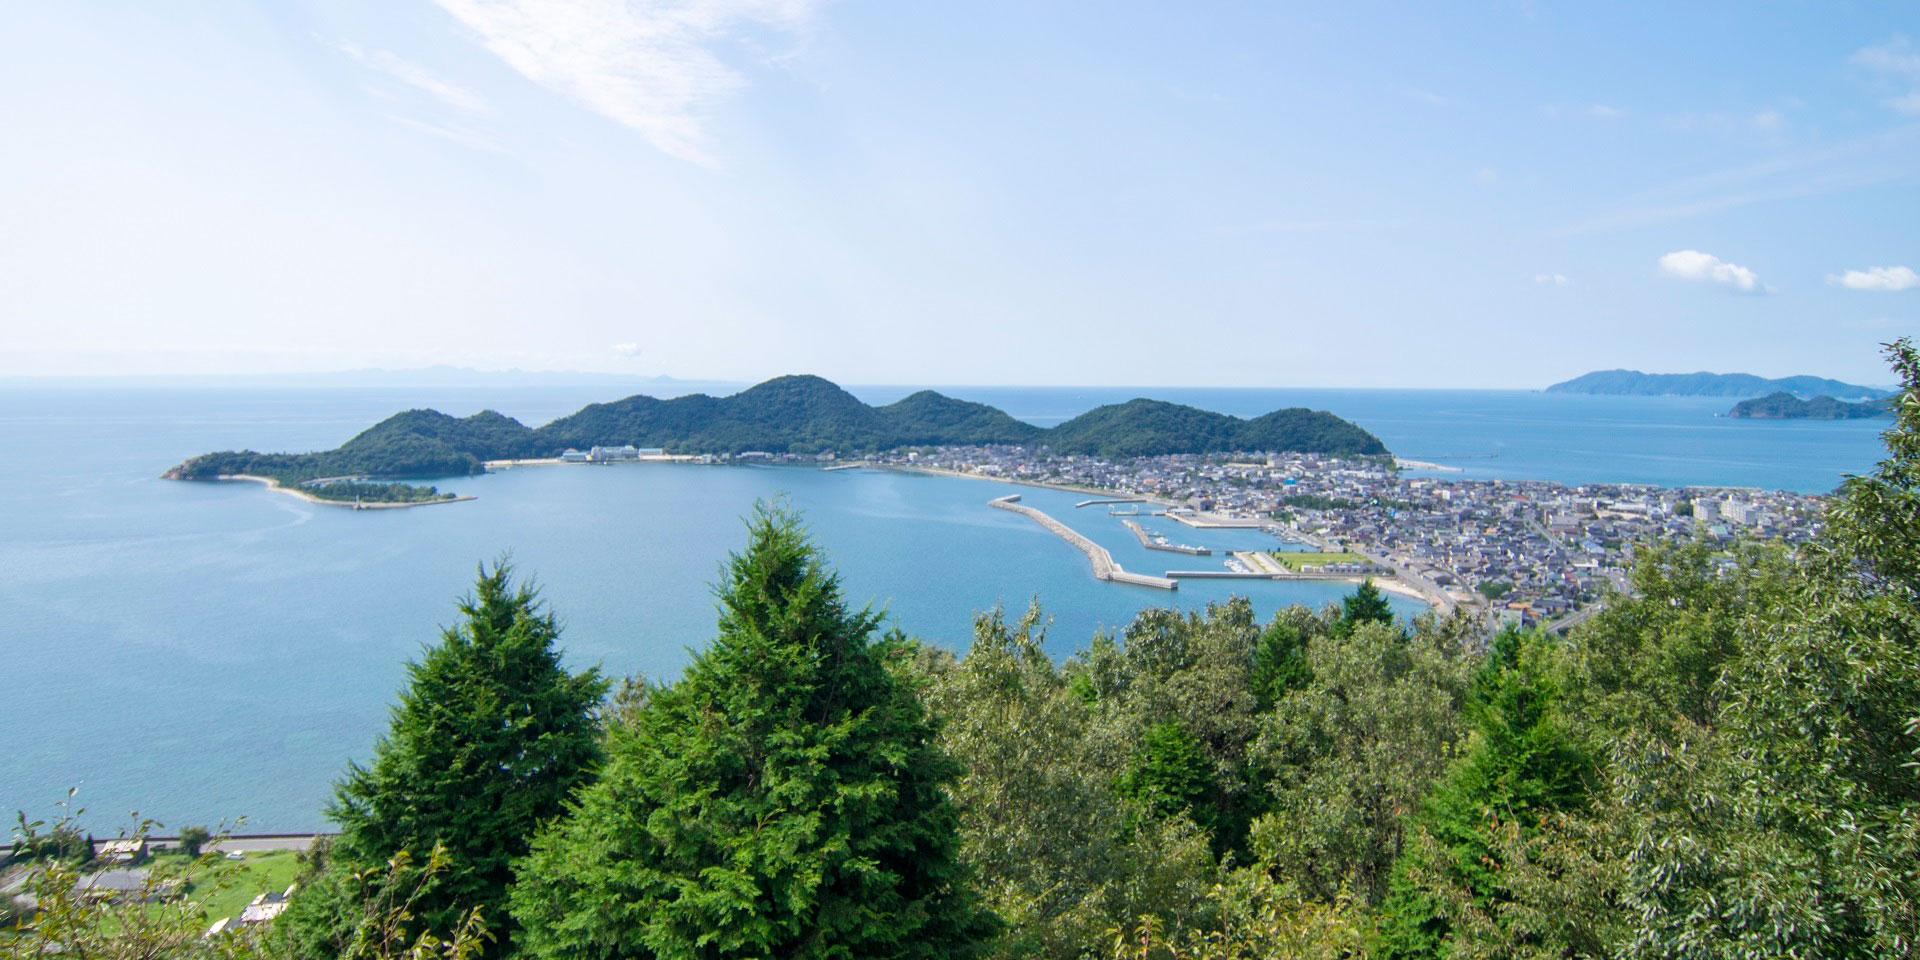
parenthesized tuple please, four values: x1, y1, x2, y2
(989, 495, 1178, 590)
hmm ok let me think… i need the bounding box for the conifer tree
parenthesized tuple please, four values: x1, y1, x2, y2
(509, 501, 992, 960)
(279, 561, 607, 957)
(1249, 617, 1311, 709)
(1339, 579, 1395, 633)
(1374, 629, 1589, 959)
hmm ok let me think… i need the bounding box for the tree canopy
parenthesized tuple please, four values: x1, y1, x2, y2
(508, 502, 993, 960)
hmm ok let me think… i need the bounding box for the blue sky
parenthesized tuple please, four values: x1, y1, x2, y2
(2, 2, 1915, 387)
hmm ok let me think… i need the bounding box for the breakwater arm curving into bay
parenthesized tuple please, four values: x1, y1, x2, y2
(989, 495, 1178, 590)
(1120, 518, 1211, 555)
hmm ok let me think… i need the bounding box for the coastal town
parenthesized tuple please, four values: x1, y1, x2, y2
(854, 445, 1828, 629)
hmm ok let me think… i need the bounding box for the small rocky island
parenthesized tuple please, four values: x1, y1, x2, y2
(1726, 392, 1893, 419)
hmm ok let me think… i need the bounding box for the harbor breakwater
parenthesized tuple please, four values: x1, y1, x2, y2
(1120, 518, 1210, 555)
(989, 495, 1178, 590)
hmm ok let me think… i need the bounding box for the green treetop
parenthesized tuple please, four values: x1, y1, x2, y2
(278, 561, 607, 958)
(508, 501, 993, 960)
(1375, 629, 1591, 958)
(1339, 579, 1395, 634)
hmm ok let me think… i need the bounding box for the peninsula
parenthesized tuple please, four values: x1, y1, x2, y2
(1726, 392, 1893, 419)
(164, 375, 1388, 496)
(1547, 369, 1888, 400)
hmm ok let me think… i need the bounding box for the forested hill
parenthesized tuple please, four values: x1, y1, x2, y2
(1726, 391, 1893, 419)
(164, 375, 1386, 481)
(1546, 368, 1889, 399)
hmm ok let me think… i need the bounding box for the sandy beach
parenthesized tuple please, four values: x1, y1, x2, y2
(219, 475, 475, 509)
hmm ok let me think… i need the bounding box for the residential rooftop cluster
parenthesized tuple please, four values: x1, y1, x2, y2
(871, 445, 1827, 627)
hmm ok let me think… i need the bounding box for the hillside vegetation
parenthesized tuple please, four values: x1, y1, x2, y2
(164, 375, 1385, 484)
(1546, 368, 1888, 399)
(1727, 390, 1893, 419)
(18, 342, 1920, 959)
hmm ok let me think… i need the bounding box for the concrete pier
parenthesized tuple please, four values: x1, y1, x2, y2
(991, 495, 1177, 590)
(1164, 570, 1280, 579)
(1120, 518, 1211, 555)
(1076, 497, 1148, 507)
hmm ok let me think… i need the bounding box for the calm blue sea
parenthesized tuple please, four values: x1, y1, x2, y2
(0, 384, 1890, 831)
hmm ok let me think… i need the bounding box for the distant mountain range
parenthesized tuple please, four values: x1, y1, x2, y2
(165, 375, 1387, 482)
(1726, 392, 1894, 420)
(1547, 370, 1890, 400)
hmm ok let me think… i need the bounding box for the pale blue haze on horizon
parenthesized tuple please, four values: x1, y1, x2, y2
(1, 2, 1916, 387)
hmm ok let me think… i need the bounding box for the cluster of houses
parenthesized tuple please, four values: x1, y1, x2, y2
(873, 444, 1827, 626)
(558, 444, 667, 463)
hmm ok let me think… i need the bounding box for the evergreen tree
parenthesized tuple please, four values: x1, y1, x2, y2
(279, 561, 607, 957)
(1374, 630, 1590, 958)
(509, 501, 992, 960)
(1118, 720, 1217, 833)
(1249, 617, 1311, 709)
(1339, 579, 1395, 633)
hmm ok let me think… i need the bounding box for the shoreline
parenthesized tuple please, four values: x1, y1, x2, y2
(876, 464, 1441, 609)
(217, 475, 476, 509)
(1395, 458, 1464, 473)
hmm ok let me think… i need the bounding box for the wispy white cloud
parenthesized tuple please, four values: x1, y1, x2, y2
(432, 0, 820, 166)
(1551, 124, 1920, 235)
(612, 342, 644, 356)
(1533, 273, 1572, 286)
(1828, 265, 1920, 292)
(1587, 104, 1626, 119)
(1411, 89, 1448, 107)
(1658, 250, 1769, 294)
(338, 42, 488, 114)
(1852, 36, 1920, 114)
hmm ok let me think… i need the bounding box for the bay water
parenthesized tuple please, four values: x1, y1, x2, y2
(0, 384, 1889, 831)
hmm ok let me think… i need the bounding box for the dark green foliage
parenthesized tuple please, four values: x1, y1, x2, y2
(509, 502, 992, 960)
(876, 390, 1045, 446)
(279, 561, 606, 958)
(167, 375, 1388, 484)
(168, 408, 534, 482)
(1046, 399, 1387, 458)
(1727, 390, 1892, 419)
(1375, 629, 1590, 958)
(1249, 617, 1311, 709)
(177, 824, 210, 858)
(1119, 721, 1218, 831)
(1339, 579, 1395, 633)
(304, 480, 453, 503)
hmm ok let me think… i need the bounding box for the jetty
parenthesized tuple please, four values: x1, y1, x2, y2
(990, 495, 1177, 590)
(1165, 511, 1267, 529)
(1164, 570, 1278, 579)
(1076, 497, 1147, 507)
(1120, 518, 1211, 555)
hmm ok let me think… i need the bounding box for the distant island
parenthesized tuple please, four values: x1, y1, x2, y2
(163, 375, 1388, 495)
(1547, 369, 1889, 400)
(1726, 392, 1893, 420)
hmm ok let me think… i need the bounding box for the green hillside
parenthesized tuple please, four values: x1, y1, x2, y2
(164, 375, 1386, 485)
